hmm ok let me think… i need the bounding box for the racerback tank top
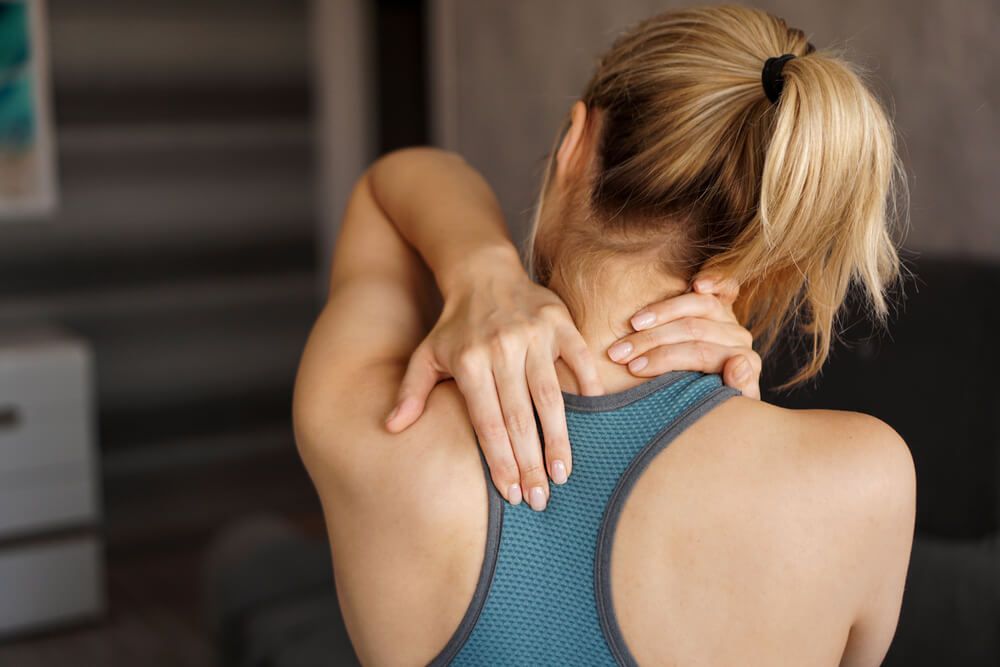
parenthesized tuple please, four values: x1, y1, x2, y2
(428, 370, 740, 666)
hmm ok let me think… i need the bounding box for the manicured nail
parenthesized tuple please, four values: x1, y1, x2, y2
(608, 341, 633, 362)
(529, 486, 547, 511)
(384, 404, 399, 424)
(507, 483, 522, 506)
(734, 358, 752, 382)
(629, 356, 648, 372)
(551, 460, 568, 485)
(631, 311, 656, 330)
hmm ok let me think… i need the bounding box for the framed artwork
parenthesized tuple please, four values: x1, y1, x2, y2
(0, 0, 56, 218)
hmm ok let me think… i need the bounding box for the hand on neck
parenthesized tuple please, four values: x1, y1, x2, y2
(548, 254, 691, 396)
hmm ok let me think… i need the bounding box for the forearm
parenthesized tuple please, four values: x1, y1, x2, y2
(367, 147, 524, 298)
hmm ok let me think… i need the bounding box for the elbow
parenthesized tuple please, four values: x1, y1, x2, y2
(370, 146, 466, 175)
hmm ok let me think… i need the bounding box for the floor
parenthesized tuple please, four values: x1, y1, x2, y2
(0, 439, 324, 667)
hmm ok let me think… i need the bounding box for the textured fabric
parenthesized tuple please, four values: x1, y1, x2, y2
(436, 370, 739, 666)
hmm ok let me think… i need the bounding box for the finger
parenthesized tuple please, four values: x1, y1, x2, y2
(385, 344, 444, 433)
(557, 327, 604, 396)
(692, 272, 740, 306)
(722, 354, 762, 400)
(629, 292, 732, 332)
(608, 317, 753, 364)
(492, 346, 549, 511)
(525, 344, 572, 485)
(625, 340, 744, 377)
(452, 358, 523, 506)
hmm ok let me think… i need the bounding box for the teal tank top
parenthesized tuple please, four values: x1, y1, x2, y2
(428, 370, 740, 666)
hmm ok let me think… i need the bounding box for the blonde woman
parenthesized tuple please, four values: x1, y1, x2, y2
(294, 6, 915, 666)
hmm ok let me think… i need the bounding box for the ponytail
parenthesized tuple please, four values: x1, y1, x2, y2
(704, 50, 904, 387)
(532, 6, 905, 388)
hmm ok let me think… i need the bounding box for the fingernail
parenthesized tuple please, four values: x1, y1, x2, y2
(735, 358, 752, 382)
(507, 483, 522, 505)
(608, 341, 633, 362)
(631, 311, 656, 330)
(694, 279, 714, 292)
(628, 356, 648, 372)
(529, 486, 547, 511)
(384, 404, 399, 424)
(551, 460, 568, 485)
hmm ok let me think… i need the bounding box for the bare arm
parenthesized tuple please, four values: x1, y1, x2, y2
(299, 147, 765, 506)
(838, 419, 917, 667)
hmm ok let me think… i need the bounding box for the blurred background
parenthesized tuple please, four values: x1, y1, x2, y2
(0, 0, 995, 665)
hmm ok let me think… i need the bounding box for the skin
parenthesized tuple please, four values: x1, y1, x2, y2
(293, 112, 915, 665)
(374, 146, 760, 511)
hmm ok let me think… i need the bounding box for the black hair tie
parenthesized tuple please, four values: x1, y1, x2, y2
(762, 54, 796, 104)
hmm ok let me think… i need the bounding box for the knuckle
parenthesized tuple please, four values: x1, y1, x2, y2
(694, 291, 715, 308)
(504, 411, 534, 436)
(544, 436, 569, 456)
(566, 338, 591, 360)
(634, 329, 657, 348)
(654, 344, 674, 364)
(534, 382, 563, 408)
(455, 348, 485, 377)
(520, 462, 547, 482)
(480, 420, 508, 443)
(692, 340, 712, 367)
(699, 292, 723, 314)
(683, 317, 705, 340)
(622, 327, 661, 356)
(490, 330, 523, 358)
(493, 460, 519, 483)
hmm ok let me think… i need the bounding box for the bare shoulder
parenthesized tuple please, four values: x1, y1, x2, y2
(695, 396, 916, 583)
(792, 405, 916, 518)
(712, 396, 916, 515)
(712, 397, 915, 662)
(294, 366, 489, 665)
(294, 358, 480, 510)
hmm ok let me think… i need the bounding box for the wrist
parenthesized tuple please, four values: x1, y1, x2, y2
(438, 242, 526, 299)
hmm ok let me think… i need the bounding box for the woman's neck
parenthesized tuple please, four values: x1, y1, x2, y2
(548, 256, 690, 396)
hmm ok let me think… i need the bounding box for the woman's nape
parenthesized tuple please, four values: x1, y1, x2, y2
(529, 4, 904, 391)
(539, 101, 700, 395)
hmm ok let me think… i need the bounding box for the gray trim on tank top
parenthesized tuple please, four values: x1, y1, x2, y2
(562, 370, 695, 412)
(427, 450, 504, 667)
(594, 384, 741, 666)
(427, 372, 739, 665)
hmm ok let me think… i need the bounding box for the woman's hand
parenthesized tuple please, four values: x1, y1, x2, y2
(607, 273, 762, 399)
(385, 250, 603, 512)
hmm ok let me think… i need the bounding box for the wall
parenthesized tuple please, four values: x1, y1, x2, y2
(430, 0, 999, 257)
(0, 0, 316, 458)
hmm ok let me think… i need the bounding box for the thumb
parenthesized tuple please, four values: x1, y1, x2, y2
(722, 355, 760, 400)
(692, 272, 740, 307)
(385, 344, 443, 432)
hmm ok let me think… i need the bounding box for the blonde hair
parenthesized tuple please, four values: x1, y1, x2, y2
(529, 5, 905, 389)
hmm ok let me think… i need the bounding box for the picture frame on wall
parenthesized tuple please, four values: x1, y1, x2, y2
(0, 0, 57, 218)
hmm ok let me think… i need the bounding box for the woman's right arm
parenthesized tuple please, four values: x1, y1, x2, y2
(321, 147, 764, 509)
(365, 148, 603, 507)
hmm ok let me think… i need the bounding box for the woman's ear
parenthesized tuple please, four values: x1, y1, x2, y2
(555, 101, 589, 181)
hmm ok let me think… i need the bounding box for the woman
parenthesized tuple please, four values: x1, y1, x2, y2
(293, 6, 915, 666)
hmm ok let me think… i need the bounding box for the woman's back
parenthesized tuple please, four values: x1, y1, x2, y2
(295, 7, 916, 659)
(303, 366, 914, 666)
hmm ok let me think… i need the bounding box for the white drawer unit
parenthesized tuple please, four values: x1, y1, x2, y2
(0, 327, 105, 636)
(0, 329, 100, 537)
(0, 535, 105, 638)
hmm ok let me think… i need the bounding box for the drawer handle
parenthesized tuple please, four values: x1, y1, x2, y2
(0, 405, 20, 431)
